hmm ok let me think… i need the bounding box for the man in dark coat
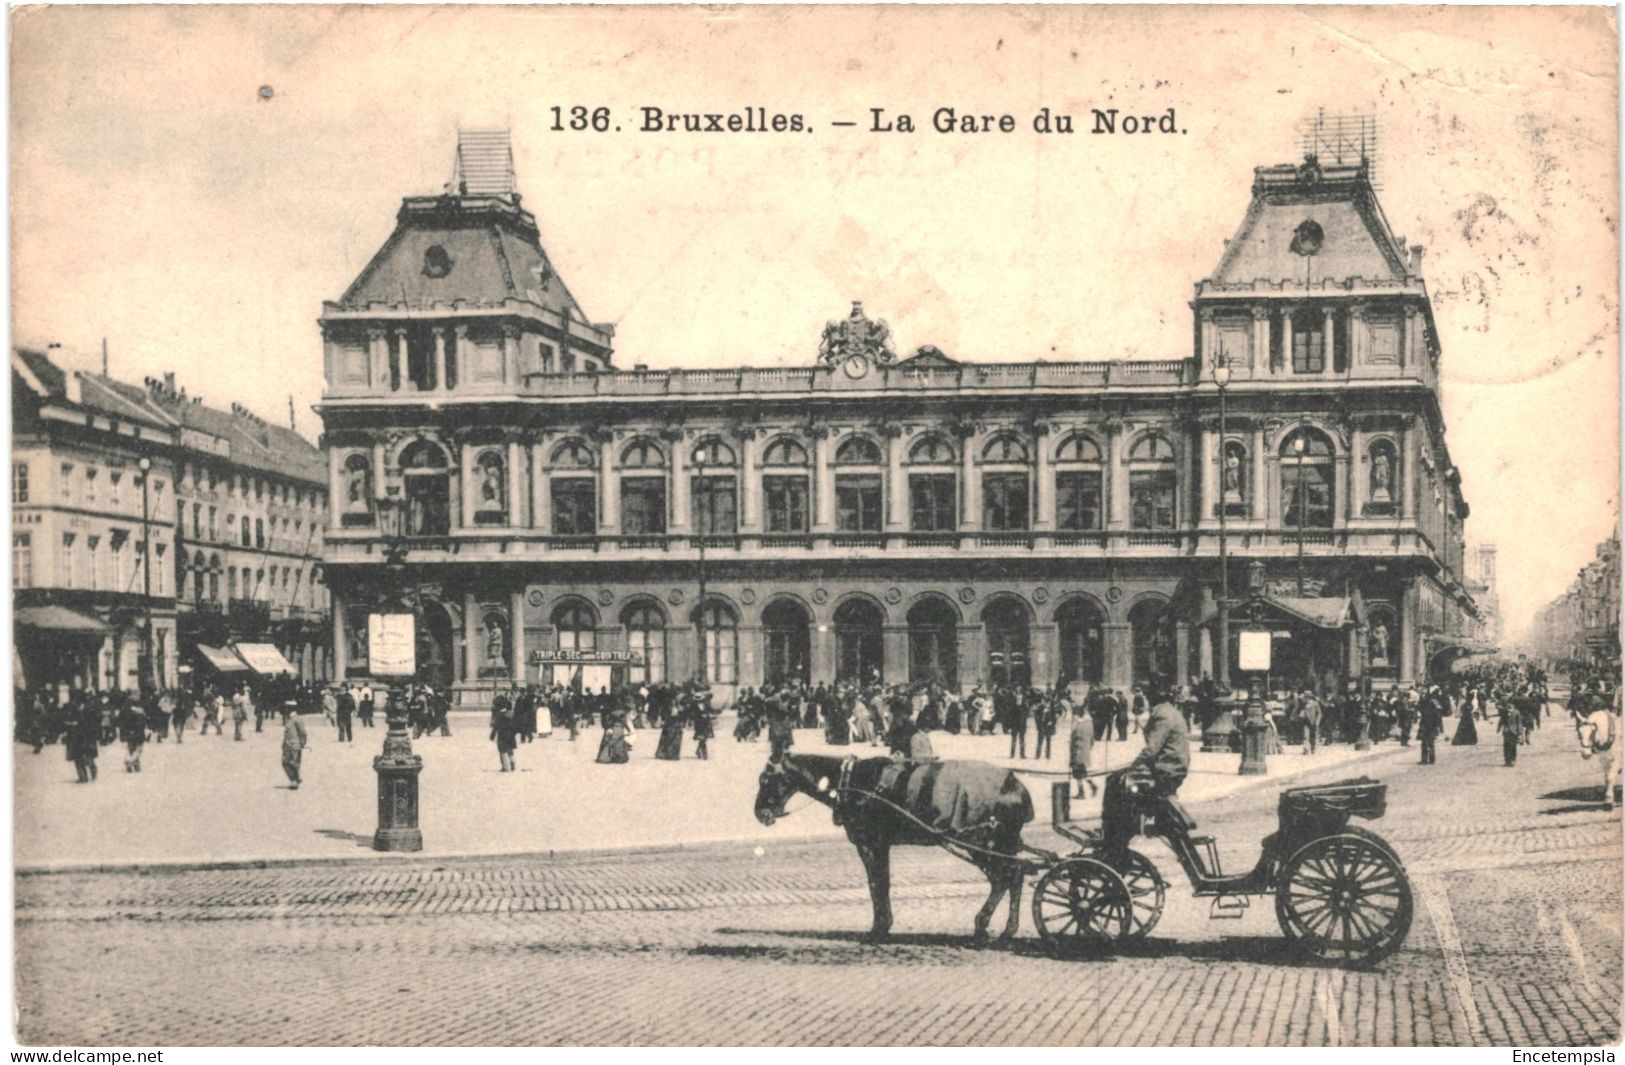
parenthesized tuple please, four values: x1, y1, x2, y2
(1417, 690, 1445, 766)
(335, 686, 355, 742)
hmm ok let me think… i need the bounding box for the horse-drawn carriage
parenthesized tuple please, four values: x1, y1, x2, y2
(755, 754, 1414, 966)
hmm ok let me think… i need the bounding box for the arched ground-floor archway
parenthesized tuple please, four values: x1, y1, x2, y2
(907, 598, 959, 689)
(762, 599, 811, 687)
(984, 599, 1031, 688)
(834, 598, 884, 683)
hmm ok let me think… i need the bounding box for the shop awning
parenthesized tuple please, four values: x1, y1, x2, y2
(196, 644, 249, 672)
(233, 642, 297, 675)
(1265, 596, 1353, 631)
(14, 605, 107, 634)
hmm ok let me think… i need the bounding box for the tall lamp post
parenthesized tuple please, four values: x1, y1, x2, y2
(1201, 356, 1241, 753)
(694, 452, 709, 685)
(371, 483, 423, 852)
(137, 456, 154, 692)
(1237, 560, 1271, 776)
(1293, 432, 1308, 596)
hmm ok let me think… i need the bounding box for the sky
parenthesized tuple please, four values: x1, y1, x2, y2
(10, 5, 1619, 643)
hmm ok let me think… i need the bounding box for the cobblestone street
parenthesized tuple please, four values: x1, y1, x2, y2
(15, 723, 1622, 1046)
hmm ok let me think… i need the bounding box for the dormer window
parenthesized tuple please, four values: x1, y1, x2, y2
(423, 245, 453, 278)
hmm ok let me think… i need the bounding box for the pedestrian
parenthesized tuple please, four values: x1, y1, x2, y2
(335, 685, 354, 742)
(1034, 692, 1058, 760)
(1395, 692, 1415, 747)
(280, 706, 309, 789)
(435, 687, 452, 737)
(490, 695, 518, 772)
(1498, 696, 1520, 767)
(1299, 691, 1323, 754)
(64, 697, 100, 783)
(656, 695, 685, 760)
(1119, 688, 1139, 742)
(1003, 687, 1028, 759)
(171, 689, 192, 744)
(232, 686, 249, 741)
(1069, 706, 1097, 798)
(358, 683, 375, 728)
(250, 683, 264, 733)
(120, 693, 148, 773)
(1450, 685, 1478, 746)
(1418, 690, 1444, 766)
(693, 701, 714, 760)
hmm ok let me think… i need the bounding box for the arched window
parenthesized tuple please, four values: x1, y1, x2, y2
(909, 435, 956, 465)
(255, 518, 265, 549)
(1128, 433, 1178, 531)
(619, 439, 666, 536)
(834, 436, 882, 532)
(399, 440, 452, 537)
(981, 435, 1029, 463)
(907, 598, 958, 689)
(1129, 599, 1176, 689)
(984, 599, 1031, 687)
(1280, 428, 1335, 529)
(620, 439, 664, 469)
(981, 434, 1030, 531)
(1055, 433, 1105, 532)
(761, 438, 808, 467)
(762, 438, 809, 534)
(552, 602, 597, 654)
(550, 440, 596, 536)
(341, 453, 373, 526)
(691, 438, 737, 536)
(550, 439, 596, 469)
(834, 599, 884, 683)
(1220, 439, 1249, 517)
(694, 601, 738, 684)
(1057, 598, 1105, 685)
(835, 436, 881, 465)
(474, 450, 506, 525)
(623, 603, 667, 684)
(691, 438, 736, 468)
(1366, 439, 1399, 514)
(908, 435, 958, 532)
(762, 599, 811, 687)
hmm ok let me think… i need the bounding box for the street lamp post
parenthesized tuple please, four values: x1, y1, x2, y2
(1201, 356, 1241, 754)
(1293, 432, 1308, 597)
(371, 483, 423, 853)
(694, 453, 708, 685)
(1237, 560, 1271, 777)
(137, 456, 154, 692)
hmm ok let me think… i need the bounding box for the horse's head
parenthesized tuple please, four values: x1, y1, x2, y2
(754, 757, 799, 826)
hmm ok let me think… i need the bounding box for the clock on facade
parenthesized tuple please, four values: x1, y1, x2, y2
(841, 354, 870, 379)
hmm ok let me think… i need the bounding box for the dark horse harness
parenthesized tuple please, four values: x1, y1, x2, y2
(766, 754, 1032, 868)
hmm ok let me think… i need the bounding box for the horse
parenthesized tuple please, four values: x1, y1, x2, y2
(754, 753, 1034, 945)
(1574, 708, 1622, 810)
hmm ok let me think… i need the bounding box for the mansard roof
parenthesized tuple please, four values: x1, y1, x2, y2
(335, 194, 592, 324)
(1205, 158, 1415, 289)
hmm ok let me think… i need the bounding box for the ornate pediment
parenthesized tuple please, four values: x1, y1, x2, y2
(817, 301, 895, 372)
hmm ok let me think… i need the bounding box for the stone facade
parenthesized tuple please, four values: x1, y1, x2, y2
(318, 146, 1489, 705)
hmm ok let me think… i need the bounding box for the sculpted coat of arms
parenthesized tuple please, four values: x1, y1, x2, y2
(818, 301, 895, 373)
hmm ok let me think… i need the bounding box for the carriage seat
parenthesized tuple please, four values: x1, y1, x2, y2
(1153, 797, 1199, 835)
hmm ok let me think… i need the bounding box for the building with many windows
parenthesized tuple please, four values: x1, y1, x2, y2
(1530, 525, 1619, 674)
(10, 350, 332, 693)
(318, 136, 1489, 705)
(12, 349, 178, 692)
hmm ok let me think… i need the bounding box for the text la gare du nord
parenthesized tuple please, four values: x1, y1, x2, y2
(552, 105, 1182, 136)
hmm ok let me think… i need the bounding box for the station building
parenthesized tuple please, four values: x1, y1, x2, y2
(317, 136, 1490, 706)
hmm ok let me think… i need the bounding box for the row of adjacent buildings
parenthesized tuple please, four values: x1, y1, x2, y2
(1528, 524, 1620, 673)
(314, 133, 1492, 707)
(12, 351, 332, 694)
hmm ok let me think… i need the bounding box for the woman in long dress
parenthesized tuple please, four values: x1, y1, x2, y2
(849, 696, 872, 744)
(655, 703, 685, 760)
(596, 712, 631, 764)
(536, 692, 554, 738)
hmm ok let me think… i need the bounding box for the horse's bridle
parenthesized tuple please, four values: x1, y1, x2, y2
(761, 755, 857, 822)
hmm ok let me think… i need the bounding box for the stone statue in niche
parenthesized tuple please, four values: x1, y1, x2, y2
(477, 458, 504, 513)
(1369, 622, 1390, 665)
(1370, 449, 1393, 503)
(1222, 445, 1244, 503)
(485, 617, 507, 666)
(345, 459, 370, 514)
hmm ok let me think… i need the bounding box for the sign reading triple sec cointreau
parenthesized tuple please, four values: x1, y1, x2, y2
(368, 614, 416, 677)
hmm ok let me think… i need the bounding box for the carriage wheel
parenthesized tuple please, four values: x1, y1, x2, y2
(1094, 847, 1166, 942)
(1031, 857, 1132, 955)
(1275, 827, 1414, 967)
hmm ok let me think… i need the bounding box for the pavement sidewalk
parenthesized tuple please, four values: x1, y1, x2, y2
(13, 715, 1406, 873)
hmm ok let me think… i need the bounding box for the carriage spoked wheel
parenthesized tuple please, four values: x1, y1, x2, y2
(1275, 827, 1414, 967)
(1031, 857, 1132, 955)
(1088, 847, 1166, 941)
